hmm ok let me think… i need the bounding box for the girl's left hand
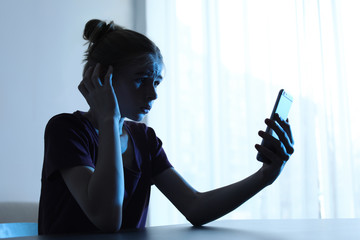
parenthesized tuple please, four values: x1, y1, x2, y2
(255, 113, 294, 185)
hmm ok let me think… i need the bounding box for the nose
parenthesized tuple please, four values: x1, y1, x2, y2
(146, 85, 157, 101)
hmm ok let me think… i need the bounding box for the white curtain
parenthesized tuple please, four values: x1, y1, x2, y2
(145, 0, 360, 226)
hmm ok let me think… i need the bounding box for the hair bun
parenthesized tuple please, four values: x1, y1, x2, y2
(83, 19, 115, 43)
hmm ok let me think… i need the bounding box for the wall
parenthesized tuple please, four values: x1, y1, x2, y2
(0, 0, 134, 203)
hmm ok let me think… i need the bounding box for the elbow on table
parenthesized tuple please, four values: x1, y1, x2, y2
(97, 219, 122, 233)
(91, 205, 123, 233)
(185, 211, 208, 227)
(183, 193, 209, 227)
(189, 220, 204, 227)
(187, 216, 207, 227)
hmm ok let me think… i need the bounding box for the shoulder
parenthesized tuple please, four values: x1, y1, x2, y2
(45, 112, 92, 137)
(46, 113, 72, 133)
(46, 112, 78, 127)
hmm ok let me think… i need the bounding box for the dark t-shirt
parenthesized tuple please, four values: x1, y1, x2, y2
(38, 111, 172, 234)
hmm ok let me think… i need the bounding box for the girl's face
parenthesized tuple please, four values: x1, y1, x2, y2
(112, 59, 163, 121)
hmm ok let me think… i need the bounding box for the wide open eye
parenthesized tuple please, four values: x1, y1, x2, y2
(154, 80, 161, 87)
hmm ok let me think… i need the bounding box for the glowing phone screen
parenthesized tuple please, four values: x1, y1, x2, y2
(270, 90, 293, 139)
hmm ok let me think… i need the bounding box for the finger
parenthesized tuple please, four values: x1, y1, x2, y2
(274, 115, 294, 152)
(265, 118, 294, 155)
(276, 120, 294, 154)
(285, 118, 294, 144)
(104, 65, 113, 87)
(91, 63, 102, 87)
(265, 118, 287, 143)
(78, 81, 89, 97)
(83, 65, 94, 79)
(81, 66, 95, 89)
(275, 114, 294, 145)
(258, 131, 290, 161)
(255, 144, 283, 166)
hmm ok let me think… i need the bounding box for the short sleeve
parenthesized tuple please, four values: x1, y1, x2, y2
(145, 126, 173, 178)
(43, 115, 96, 179)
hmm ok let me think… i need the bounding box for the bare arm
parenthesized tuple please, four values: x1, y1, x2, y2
(154, 167, 269, 226)
(154, 114, 294, 226)
(61, 64, 124, 232)
(61, 118, 124, 232)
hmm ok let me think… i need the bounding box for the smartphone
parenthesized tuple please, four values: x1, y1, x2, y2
(256, 89, 293, 163)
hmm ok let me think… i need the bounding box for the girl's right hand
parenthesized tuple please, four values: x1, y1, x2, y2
(255, 114, 294, 185)
(78, 63, 121, 124)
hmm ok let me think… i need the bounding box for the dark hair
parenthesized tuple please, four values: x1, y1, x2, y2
(83, 19, 163, 74)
